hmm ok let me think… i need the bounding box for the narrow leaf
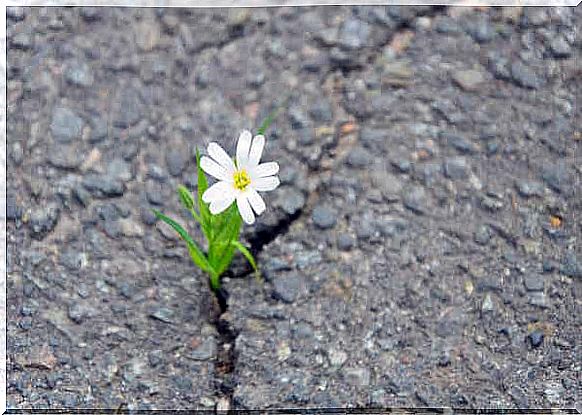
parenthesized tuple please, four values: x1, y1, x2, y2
(209, 205, 242, 276)
(152, 209, 213, 274)
(178, 185, 204, 226)
(231, 240, 259, 275)
(177, 185, 195, 211)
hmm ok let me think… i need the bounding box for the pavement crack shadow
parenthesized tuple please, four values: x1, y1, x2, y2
(207, 287, 238, 409)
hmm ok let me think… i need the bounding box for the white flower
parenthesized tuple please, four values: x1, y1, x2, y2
(200, 130, 280, 225)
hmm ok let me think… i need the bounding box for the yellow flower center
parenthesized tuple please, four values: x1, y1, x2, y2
(233, 169, 251, 191)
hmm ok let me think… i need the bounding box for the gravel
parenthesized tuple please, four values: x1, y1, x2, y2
(7, 5, 581, 411)
(311, 205, 337, 229)
(50, 107, 84, 143)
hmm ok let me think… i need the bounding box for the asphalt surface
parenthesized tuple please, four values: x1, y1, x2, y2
(6, 5, 581, 410)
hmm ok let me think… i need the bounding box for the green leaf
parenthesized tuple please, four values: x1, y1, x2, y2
(177, 185, 195, 211)
(231, 240, 259, 275)
(209, 205, 242, 276)
(212, 241, 237, 278)
(178, 185, 203, 225)
(196, 148, 212, 240)
(152, 209, 213, 275)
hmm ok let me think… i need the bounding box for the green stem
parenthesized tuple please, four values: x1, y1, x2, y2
(209, 269, 220, 292)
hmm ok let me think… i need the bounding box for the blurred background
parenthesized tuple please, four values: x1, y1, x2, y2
(6, 5, 581, 410)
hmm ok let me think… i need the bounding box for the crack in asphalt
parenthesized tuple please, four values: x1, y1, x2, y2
(208, 8, 451, 407)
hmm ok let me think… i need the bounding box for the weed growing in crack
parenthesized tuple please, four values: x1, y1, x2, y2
(153, 111, 282, 295)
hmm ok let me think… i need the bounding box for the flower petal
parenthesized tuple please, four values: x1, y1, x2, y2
(209, 192, 235, 215)
(208, 142, 235, 173)
(236, 130, 252, 169)
(200, 156, 231, 182)
(248, 134, 265, 167)
(202, 181, 234, 204)
(253, 176, 280, 192)
(250, 162, 279, 179)
(236, 193, 255, 225)
(246, 188, 266, 215)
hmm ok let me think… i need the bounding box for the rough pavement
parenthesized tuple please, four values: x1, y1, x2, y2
(7, 6, 581, 410)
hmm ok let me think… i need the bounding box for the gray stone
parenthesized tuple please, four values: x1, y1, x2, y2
(452, 69, 485, 92)
(135, 19, 161, 52)
(140, 205, 158, 225)
(522, 8, 549, 27)
(146, 181, 164, 206)
(337, 233, 356, 251)
(68, 301, 97, 324)
(309, 99, 333, 123)
(289, 107, 309, 130)
(338, 18, 370, 50)
(465, 18, 495, 43)
(523, 275, 544, 292)
(272, 273, 307, 304)
(544, 381, 565, 405)
(88, 115, 108, 143)
(113, 88, 143, 128)
(378, 216, 408, 237)
(72, 185, 91, 207)
(487, 53, 511, 81)
(122, 357, 147, 383)
(560, 253, 581, 278)
(314, 28, 339, 47)
(393, 158, 412, 173)
(166, 148, 188, 177)
(119, 218, 144, 238)
(416, 162, 442, 185)
(343, 367, 371, 387)
(481, 293, 494, 312)
(11, 32, 33, 50)
(64, 60, 94, 87)
(30, 203, 60, 239)
(444, 157, 470, 180)
(516, 180, 544, 198)
(82, 174, 125, 198)
(346, 147, 370, 168)
(434, 16, 462, 34)
(277, 187, 305, 216)
(147, 164, 167, 182)
(312, 205, 337, 229)
(542, 164, 572, 195)
(474, 225, 492, 245)
(480, 195, 504, 212)
(403, 186, 427, 215)
(549, 36, 572, 59)
(11, 142, 24, 165)
(528, 291, 548, 308)
(59, 250, 87, 271)
(6, 195, 22, 221)
(360, 128, 385, 149)
(149, 307, 175, 324)
(188, 338, 217, 361)
(47, 147, 82, 170)
(107, 159, 133, 182)
(511, 61, 541, 89)
(295, 250, 322, 270)
(441, 133, 478, 154)
(50, 107, 84, 143)
(327, 348, 348, 367)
